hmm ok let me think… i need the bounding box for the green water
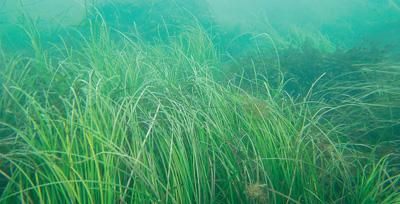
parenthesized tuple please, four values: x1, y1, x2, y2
(0, 1, 399, 203)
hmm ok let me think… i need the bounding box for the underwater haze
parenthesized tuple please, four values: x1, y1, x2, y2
(1, 0, 400, 203)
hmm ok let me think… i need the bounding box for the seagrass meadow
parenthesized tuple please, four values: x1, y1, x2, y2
(0, 1, 400, 203)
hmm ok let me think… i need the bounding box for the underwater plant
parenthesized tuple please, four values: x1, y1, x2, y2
(0, 1, 399, 203)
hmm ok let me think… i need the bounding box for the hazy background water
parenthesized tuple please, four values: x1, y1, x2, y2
(1, 0, 400, 47)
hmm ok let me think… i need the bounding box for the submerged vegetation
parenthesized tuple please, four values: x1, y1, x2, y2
(0, 1, 400, 203)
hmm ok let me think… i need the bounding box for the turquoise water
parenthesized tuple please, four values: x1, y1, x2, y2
(0, 1, 400, 203)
